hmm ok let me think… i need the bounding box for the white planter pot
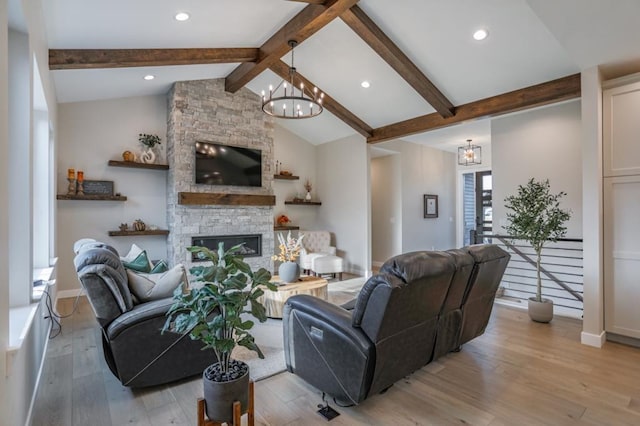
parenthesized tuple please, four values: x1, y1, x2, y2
(528, 297, 554, 323)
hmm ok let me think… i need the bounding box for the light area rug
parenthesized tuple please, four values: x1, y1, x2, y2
(236, 276, 367, 381)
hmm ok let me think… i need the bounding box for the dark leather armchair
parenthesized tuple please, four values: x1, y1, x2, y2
(74, 242, 213, 387)
(283, 244, 509, 404)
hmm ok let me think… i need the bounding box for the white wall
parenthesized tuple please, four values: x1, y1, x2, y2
(316, 134, 370, 275)
(370, 154, 402, 264)
(8, 29, 32, 308)
(0, 0, 10, 420)
(2, 0, 60, 424)
(377, 140, 457, 252)
(273, 124, 318, 231)
(56, 95, 168, 293)
(492, 101, 583, 238)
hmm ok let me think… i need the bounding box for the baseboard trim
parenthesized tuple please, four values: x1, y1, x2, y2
(581, 330, 606, 348)
(606, 332, 640, 348)
(25, 318, 51, 426)
(347, 266, 370, 277)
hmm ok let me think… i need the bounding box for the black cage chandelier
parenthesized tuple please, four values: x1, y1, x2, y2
(261, 40, 324, 119)
(458, 139, 482, 166)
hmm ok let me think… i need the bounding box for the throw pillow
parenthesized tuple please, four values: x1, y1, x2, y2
(120, 243, 145, 263)
(150, 259, 169, 274)
(122, 249, 153, 273)
(127, 264, 189, 303)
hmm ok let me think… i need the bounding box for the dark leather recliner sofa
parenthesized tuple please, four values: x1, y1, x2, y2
(74, 242, 213, 387)
(282, 244, 510, 404)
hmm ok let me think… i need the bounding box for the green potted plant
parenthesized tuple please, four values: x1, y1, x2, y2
(163, 243, 276, 423)
(138, 133, 161, 148)
(504, 178, 571, 323)
(138, 133, 161, 164)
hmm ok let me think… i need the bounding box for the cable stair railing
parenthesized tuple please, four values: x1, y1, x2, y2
(471, 231, 584, 318)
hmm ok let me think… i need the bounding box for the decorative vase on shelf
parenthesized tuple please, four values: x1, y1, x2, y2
(278, 261, 300, 283)
(305, 192, 312, 201)
(140, 148, 156, 164)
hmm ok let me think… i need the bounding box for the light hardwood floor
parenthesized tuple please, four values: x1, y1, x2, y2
(32, 298, 640, 425)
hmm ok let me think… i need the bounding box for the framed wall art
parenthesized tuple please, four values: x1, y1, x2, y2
(424, 194, 438, 218)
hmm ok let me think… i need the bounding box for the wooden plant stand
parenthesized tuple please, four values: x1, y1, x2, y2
(197, 380, 255, 426)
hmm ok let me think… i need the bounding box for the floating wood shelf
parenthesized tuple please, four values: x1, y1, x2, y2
(108, 229, 169, 237)
(108, 160, 169, 170)
(274, 225, 300, 231)
(57, 194, 127, 201)
(178, 192, 276, 206)
(273, 174, 299, 180)
(285, 200, 321, 206)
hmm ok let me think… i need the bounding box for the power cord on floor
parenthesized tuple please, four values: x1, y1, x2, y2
(317, 392, 341, 421)
(42, 287, 85, 339)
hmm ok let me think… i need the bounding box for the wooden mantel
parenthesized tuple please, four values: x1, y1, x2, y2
(178, 192, 276, 206)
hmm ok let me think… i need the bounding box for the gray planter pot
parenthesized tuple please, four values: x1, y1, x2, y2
(528, 297, 554, 323)
(203, 362, 250, 423)
(278, 261, 300, 283)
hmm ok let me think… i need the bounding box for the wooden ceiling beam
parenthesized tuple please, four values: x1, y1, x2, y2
(288, 0, 327, 4)
(225, 0, 360, 93)
(368, 73, 581, 144)
(269, 60, 373, 137)
(49, 48, 259, 70)
(341, 5, 454, 118)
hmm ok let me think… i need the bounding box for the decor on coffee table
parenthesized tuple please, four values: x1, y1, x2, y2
(163, 243, 275, 424)
(504, 178, 571, 323)
(272, 231, 304, 283)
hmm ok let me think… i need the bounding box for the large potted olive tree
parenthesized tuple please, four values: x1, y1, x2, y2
(163, 243, 276, 423)
(504, 178, 571, 323)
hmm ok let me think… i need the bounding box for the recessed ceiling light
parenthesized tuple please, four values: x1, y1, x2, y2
(175, 12, 190, 21)
(473, 29, 489, 41)
(143, 75, 155, 81)
(361, 81, 371, 88)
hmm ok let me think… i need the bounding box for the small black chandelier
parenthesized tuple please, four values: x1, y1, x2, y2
(458, 139, 482, 166)
(261, 40, 324, 119)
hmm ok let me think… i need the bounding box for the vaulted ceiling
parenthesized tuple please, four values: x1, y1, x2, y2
(40, 0, 640, 149)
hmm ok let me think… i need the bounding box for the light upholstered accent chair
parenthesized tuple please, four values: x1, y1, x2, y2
(300, 231, 343, 279)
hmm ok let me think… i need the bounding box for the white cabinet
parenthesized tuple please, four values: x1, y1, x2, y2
(603, 79, 640, 339)
(604, 176, 640, 338)
(603, 81, 640, 177)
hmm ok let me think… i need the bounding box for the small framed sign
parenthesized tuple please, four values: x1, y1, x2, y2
(83, 180, 115, 196)
(424, 194, 438, 218)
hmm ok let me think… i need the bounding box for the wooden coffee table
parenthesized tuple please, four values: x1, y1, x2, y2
(260, 275, 328, 319)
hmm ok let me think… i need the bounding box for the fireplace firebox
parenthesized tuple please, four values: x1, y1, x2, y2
(191, 234, 262, 261)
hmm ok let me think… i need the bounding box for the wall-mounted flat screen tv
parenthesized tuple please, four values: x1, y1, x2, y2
(195, 142, 262, 187)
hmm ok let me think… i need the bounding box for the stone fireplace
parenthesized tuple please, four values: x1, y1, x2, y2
(166, 78, 274, 271)
(191, 234, 262, 261)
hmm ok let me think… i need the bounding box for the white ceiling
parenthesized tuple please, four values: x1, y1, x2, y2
(30, 0, 640, 148)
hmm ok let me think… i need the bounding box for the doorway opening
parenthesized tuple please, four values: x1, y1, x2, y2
(462, 171, 492, 245)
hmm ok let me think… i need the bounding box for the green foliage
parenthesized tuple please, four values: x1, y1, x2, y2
(162, 243, 276, 375)
(504, 178, 571, 302)
(138, 133, 161, 148)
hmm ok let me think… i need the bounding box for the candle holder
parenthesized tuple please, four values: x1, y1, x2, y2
(67, 178, 77, 195)
(77, 180, 84, 196)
